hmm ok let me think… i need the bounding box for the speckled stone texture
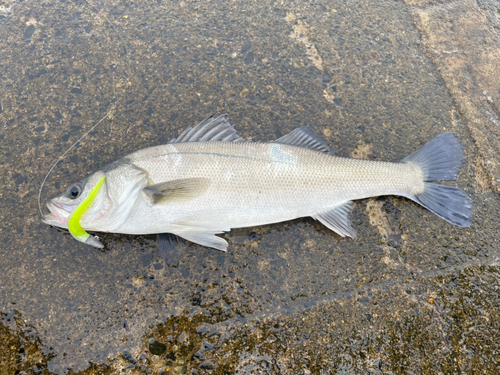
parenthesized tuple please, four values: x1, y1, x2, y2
(0, 0, 498, 373)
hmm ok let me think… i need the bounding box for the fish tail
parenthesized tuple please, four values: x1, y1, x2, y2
(402, 132, 472, 227)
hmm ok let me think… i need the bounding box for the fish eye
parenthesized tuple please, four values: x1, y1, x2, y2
(66, 183, 83, 199)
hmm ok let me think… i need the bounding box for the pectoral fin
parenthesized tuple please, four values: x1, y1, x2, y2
(144, 178, 210, 204)
(313, 201, 356, 238)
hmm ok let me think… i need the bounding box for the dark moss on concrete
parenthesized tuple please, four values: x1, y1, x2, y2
(0, 311, 54, 375)
(106, 264, 499, 374)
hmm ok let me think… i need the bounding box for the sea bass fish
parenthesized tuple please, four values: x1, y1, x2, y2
(42, 114, 472, 250)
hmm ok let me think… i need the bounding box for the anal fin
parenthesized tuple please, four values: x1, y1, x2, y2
(313, 201, 356, 238)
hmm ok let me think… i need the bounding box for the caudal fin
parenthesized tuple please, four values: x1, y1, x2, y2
(402, 132, 472, 227)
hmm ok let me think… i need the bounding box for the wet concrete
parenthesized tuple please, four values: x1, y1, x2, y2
(406, 0, 500, 192)
(0, 0, 499, 373)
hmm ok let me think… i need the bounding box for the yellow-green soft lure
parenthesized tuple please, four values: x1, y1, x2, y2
(68, 175, 105, 246)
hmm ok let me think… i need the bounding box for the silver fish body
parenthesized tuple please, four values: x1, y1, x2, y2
(42, 114, 472, 250)
(121, 142, 421, 233)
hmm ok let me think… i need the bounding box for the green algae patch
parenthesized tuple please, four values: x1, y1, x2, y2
(131, 265, 500, 374)
(128, 311, 291, 374)
(0, 311, 54, 374)
(0, 311, 113, 375)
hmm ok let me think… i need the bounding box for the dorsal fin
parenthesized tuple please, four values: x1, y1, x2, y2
(273, 126, 334, 154)
(169, 114, 246, 143)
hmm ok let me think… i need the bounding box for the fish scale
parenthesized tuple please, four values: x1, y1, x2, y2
(125, 141, 417, 227)
(116, 139, 421, 239)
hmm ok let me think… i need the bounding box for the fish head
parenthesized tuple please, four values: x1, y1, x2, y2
(42, 159, 148, 232)
(41, 170, 109, 230)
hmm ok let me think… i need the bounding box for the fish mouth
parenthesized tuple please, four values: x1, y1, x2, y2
(41, 201, 73, 228)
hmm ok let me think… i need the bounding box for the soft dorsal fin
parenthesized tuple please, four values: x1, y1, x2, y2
(273, 126, 334, 154)
(312, 201, 356, 238)
(169, 114, 246, 143)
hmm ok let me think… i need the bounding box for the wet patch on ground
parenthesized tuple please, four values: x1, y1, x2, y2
(102, 264, 500, 374)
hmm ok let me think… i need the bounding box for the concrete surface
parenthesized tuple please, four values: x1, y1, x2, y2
(0, 0, 499, 373)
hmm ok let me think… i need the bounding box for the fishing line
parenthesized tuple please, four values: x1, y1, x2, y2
(38, 0, 133, 217)
(37, 107, 114, 217)
(39, 1, 344, 217)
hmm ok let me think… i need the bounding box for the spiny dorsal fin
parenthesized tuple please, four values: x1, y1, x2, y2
(170, 114, 246, 143)
(143, 178, 210, 204)
(313, 201, 356, 238)
(273, 126, 334, 154)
